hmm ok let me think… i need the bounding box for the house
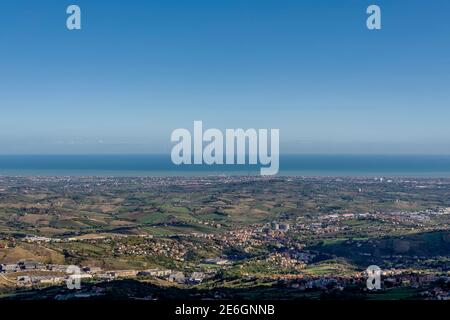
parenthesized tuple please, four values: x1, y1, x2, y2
(157, 270, 172, 277)
(24, 235, 54, 243)
(138, 269, 172, 277)
(83, 266, 102, 274)
(31, 276, 65, 285)
(48, 264, 70, 272)
(138, 269, 155, 277)
(108, 270, 138, 278)
(17, 275, 32, 286)
(1, 264, 19, 273)
(168, 272, 185, 284)
(188, 272, 205, 284)
(18, 261, 45, 271)
(97, 273, 115, 281)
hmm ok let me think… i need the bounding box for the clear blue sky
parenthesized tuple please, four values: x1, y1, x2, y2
(0, 0, 449, 154)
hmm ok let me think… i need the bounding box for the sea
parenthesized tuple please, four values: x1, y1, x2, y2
(0, 154, 450, 177)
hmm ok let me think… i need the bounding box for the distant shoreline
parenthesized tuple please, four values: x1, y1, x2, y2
(1, 154, 450, 178)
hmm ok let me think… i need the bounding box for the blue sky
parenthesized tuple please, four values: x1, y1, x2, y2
(0, 0, 449, 154)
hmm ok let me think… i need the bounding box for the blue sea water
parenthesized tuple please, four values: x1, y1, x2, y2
(0, 154, 450, 177)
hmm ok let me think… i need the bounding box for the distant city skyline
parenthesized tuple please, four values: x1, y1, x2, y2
(1, 0, 450, 154)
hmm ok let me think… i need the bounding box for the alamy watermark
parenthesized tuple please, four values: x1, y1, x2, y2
(171, 121, 280, 176)
(66, 5, 81, 30)
(66, 265, 82, 290)
(366, 265, 381, 290)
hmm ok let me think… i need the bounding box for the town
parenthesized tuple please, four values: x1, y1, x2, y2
(0, 175, 449, 300)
